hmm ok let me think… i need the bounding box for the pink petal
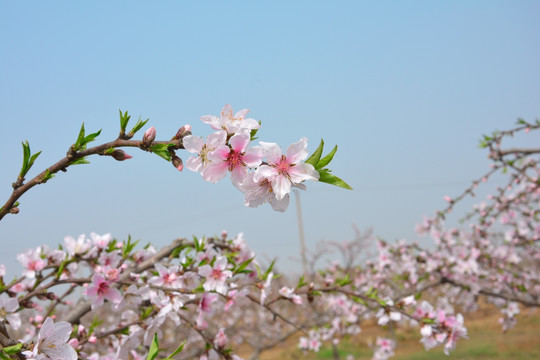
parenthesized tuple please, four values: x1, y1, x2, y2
(234, 108, 249, 119)
(207, 130, 227, 148)
(202, 162, 229, 183)
(272, 175, 291, 201)
(229, 129, 251, 153)
(260, 142, 282, 164)
(253, 165, 277, 182)
(243, 146, 263, 168)
(200, 115, 222, 130)
(231, 166, 248, 188)
(186, 156, 203, 172)
(182, 135, 203, 153)
(286, 137, 309, 164)
(288, 163, 320, 183)
(208, 145, 231, 163)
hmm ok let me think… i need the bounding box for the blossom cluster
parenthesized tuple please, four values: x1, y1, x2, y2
(183, 104, 320, 211)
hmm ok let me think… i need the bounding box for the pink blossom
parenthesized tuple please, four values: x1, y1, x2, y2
(213, 328, 228, 348)
(198, 256, 232, 294)
(84, 274, 122, 309)
(64, 234, 91, 256)
(279, 287, 303, 305)
(149, 263, 182, 288)
(204, 128, 263, 187)
(239, 172, 290, 212)
(184, 130, 227, 173)
(0, 294, 21, 330)
(17, 247, 47, 279)
(201, 104, 260, 135)
(255, 138, 319, 200)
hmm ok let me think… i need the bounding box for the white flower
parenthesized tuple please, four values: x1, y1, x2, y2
(23, 317, 77, 360)
(0, 294, 21, 330)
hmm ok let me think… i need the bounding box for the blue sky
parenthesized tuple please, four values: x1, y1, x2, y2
(1, 1, 539, 274)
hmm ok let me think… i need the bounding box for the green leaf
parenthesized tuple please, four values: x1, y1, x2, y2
(56, 259, 68, 278)
(297, 274, 307, 289)
(152, 150, 172, 161)
(74, 123, 86, 150)
(234, 258, 254, 275)
(305, 139, 324, 167)
(0, 352, 11, 360)
(70, 157, 90, 165)
(3, 343, 23, 354)
(164, 340, 187, 359)
(41, 169, 55, 183)
(150, 144, 173, 161)
(129, 117, 150, 136)
(316, 145, 337, 169)
(263, 259, 276, 280)
(146, 333, 159, 360)
(82, 129, 102, 146)
(351, 296, 367, 305)
(123, 236, 139, 259)
(27, 150, 42, 173)
(250, 121, 261, 141)
(318, 169, 353, 190)
(119, 110, 131, 132)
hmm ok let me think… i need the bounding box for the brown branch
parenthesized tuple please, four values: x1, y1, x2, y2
(497, 148, 540, 156)
(0, 138, 184, 222)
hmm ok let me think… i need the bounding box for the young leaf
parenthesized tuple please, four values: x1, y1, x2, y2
(2, 343, 23, 354)
(297, 274, 307, 289)
(119, 110, 131, 132)
(316, 145, 337, 169)
(129, 117, 150, 136)
(40, 169, 55, 183)
(146, 333, 159, 360)
(83, 129, 102, 146)
(305, 139, 324, 167)
(234, 258, 254, 275)
(150, 144, 173, 161)
(74, 123, 86, 150)
(70, 157, 90, 165)
(263, 259, 276, 280)
(318, 169, 353, 190)
(164, 340, 187, 359)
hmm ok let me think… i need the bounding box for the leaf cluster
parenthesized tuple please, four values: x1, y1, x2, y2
(306, 139, 352, 190)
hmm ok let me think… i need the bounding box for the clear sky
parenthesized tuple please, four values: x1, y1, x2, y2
(1, 1, 539, 274)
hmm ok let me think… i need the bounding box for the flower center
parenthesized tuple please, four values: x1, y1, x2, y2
(227, 150, 245, 171)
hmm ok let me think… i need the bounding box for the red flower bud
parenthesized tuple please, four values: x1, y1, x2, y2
(174, 124, 192, 140)
(142, 126, 156, 146)
(172, 155, 183, 171)
(111, 149, 133, 161)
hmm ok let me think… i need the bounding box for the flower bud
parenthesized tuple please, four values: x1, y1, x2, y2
(172, 155, 183, 171)
(174, 124, 192, 140)
(142, 126, 156, 146)
(111, 149, 133, 161)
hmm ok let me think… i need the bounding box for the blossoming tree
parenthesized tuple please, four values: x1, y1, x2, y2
(0, 107, 538, 360)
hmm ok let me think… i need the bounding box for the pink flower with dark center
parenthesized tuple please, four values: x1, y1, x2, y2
(17, 248, 47, 279)
(198, 257, 232, 294)
(184, 130, 227, 173)
(149, 263, 182, 288)
(255, 138, 319, 200)
(84, 274, 122, 309)
(203, 129, 262, 187)
(239, 172, 290, 212)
